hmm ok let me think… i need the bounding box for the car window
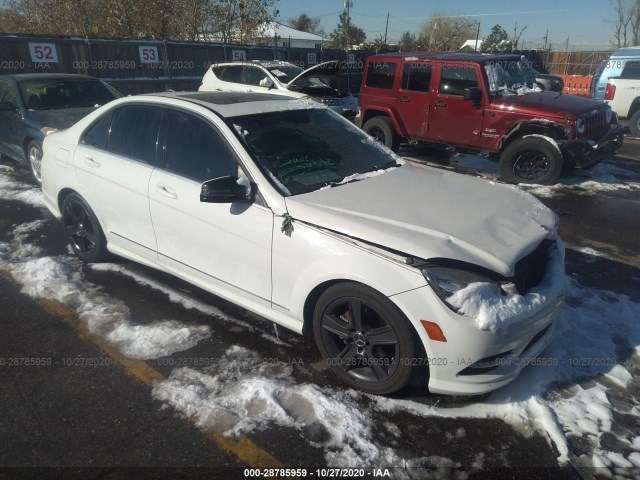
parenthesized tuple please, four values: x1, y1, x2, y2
(164, 110, 238, 183)
(81, 112, 113, 150)
(216, 65, 243, 83)
(107, 105, 163, 164)
(439, 66, 478, 96)
(365, 61, 397, 89)
(243, 66, 266, 86)
(401, 63, 431, 92)
(18, 79, 120, 110)
(265, 65, 303, 84)
(621, 61, 640, 79)
(0, 80, 19, 106)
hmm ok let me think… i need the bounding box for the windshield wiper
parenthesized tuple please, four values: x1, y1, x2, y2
(324, 161, 399, 188)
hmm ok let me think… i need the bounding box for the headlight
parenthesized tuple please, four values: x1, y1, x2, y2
(421, 266, 499, 312)
(576, 117, 585, 134)
(606, 108, 613, 123)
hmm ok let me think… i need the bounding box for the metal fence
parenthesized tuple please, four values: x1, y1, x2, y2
(0, 34, 614, 93)
(0, 33, 378, 94)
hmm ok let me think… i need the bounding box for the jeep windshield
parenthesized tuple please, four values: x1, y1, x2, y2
(484, 60, 539, 96)
(231, 109, 402, 196)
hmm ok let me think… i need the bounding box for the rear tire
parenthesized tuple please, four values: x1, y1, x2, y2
(362, 116, 400, 152)
(629, 110, 640, 137)
(61, 193, 108, 263)
(499, 136, 563, 185)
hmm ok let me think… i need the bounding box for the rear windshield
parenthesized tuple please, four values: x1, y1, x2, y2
(19, 79, 121, 110)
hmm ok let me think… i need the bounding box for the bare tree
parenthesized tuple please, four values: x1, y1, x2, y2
(511, 21, 528, 51)
(608, 0, 638, 47)
(418, 14, 476, 51)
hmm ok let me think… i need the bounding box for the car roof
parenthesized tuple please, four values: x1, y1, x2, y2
(367, 52, 524, 64)
(139, 91, 318, 117)
(211, 60, 298, 69)
(0, 73, 101, 82)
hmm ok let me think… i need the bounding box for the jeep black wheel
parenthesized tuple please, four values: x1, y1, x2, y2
(499, 136, 563, 185)
(362, 116, 400, 152)
(313, 282, 416, 395)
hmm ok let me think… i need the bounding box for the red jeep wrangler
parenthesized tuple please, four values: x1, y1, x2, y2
(357, 53, 624, 185)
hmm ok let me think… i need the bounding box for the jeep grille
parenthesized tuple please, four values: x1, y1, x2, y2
(584, 109, 608, 138)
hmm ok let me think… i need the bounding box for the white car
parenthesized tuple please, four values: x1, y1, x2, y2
(41, 92, 565, 396)
(199, 60, 359, 121)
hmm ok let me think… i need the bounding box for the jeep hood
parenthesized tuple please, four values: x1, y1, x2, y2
(495, 91, 608, 118)
(284, 163, 557, 277)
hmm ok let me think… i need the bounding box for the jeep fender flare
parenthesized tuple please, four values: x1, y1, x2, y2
(360, 106, 407, 138)
(498, 120, 567, 153)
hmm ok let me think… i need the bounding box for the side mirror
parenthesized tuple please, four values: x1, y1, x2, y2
(200, 176, 252, 204)
(463, 87, 482, 101)
(259, 77, 274, 89)
(0, 101, 17, 112)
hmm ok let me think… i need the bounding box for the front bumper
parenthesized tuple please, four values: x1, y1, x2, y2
(392, 286, 564, 396)
(563, 124, 624, 168)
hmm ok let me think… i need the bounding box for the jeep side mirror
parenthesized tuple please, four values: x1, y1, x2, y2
(259, 77, 274, 89)
(200, 176, 252, 203)
(464, 87, 482, 101)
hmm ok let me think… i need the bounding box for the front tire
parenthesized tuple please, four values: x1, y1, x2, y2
(629, 110, 640, 137)
(27, 140, 43, 183)
(313, 282, 416, 395)
(499, 136, 563, 185)
(362, 116, 400, 152)
(61, 193, 108, 263)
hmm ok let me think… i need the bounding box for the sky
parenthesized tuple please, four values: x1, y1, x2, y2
(274, 0, 618, 51)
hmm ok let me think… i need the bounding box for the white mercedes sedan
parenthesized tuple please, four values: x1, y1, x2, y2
(41, 92, 565, 395)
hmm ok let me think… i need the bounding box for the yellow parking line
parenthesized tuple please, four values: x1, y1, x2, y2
(37, 297, 284, 469)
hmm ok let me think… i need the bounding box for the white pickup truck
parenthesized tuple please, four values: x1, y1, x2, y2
(603, 64, 640, 136)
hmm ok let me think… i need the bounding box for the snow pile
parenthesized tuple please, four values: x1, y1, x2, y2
(0, 173, 45, 207)
(447, 240, 565, 332)
(153, 346, 467, 475)
(0, 222, 211, 360)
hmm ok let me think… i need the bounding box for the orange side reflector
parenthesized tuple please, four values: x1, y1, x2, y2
(421, 320, 447, 342)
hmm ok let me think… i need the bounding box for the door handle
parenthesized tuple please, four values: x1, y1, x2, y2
(434, 101, 447, 108)
(398, 96, 410, 103)
(157, 184, 178, 200)
(84, 156, 100, 167)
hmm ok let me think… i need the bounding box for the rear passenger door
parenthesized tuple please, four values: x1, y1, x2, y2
(396, 62, 432, 139)
(429, 64, 483, 146)
(74, 104, 163, 261)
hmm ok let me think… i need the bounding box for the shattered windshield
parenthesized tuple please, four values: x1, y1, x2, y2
(231, 109, 402, 196)
(484, 60, 539, 96)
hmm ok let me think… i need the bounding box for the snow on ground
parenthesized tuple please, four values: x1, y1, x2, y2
(89, 263, 290, 346)
(0, 221, 211, 360)
(406, 153, 640, 198)
(0, 172, 46, 207)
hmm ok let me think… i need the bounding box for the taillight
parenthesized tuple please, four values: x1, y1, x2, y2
(604, 83, 616, 100)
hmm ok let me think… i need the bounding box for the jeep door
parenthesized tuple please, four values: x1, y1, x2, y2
(429, 64, 484, 146)
(396, 62, 432, 138)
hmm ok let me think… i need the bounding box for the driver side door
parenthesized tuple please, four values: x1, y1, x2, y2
(149, 108, 274, 305)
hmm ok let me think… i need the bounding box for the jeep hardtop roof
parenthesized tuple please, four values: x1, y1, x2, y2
(367, 52, 523, 64)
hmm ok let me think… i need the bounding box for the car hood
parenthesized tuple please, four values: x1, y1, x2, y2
(495, 91, 606, 117)
(284, 163, 557, 277)
(26, 107, 97, 130)
(287, 60, 344, 88)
